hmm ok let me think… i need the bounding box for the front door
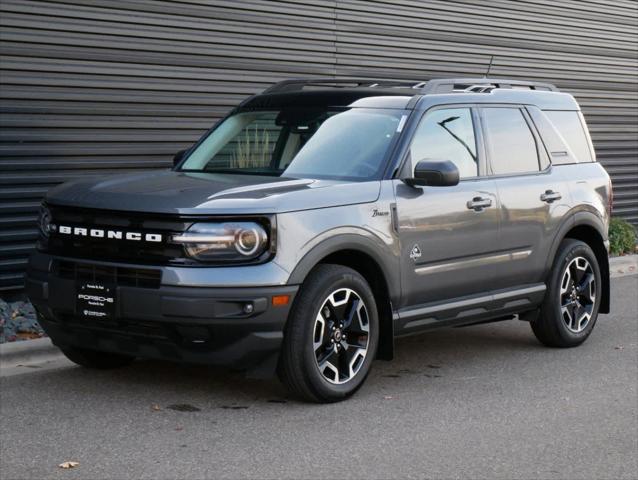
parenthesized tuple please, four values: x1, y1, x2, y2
(394, 106, 500, 310)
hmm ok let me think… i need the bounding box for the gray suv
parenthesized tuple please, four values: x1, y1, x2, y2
(27, 78, 612, 402)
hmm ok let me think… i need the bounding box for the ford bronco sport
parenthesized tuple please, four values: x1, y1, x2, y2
(27, 78, 612, 403)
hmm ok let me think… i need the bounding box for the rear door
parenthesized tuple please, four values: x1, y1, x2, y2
(479, 106, 568, 289)
(394, 106, 500, 309)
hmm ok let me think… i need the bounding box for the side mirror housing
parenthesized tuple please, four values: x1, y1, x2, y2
(173, 149, 187, 167)
(405, 159, 460, 187)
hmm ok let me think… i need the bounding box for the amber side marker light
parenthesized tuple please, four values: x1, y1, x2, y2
(272, 295, 290, 307)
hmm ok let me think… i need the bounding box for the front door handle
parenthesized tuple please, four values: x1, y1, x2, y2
(466, 196, 492, 211)
(540, 190, 562, 203)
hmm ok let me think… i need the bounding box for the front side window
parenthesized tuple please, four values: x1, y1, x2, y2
(180, 108, 404, 181)
(409, 107, 478, 179)
(482, 108, 540, 175)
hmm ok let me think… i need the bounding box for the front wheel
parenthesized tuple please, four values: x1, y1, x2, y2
(531, 239, 602, 347)
(278, 264, 379, 403)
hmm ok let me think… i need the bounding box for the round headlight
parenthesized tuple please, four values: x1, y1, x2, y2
(236, 228, 261, 256)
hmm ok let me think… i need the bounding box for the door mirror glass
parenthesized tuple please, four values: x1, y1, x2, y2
(173, 149, 187, 167)
(406, 159, 460, 187)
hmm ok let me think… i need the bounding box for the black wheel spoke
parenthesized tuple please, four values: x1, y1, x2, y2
(316, 347, 340, 382)
(572, 263, 581, 283)
(577, 273, 595, 303)
(343, 298, 359, 329)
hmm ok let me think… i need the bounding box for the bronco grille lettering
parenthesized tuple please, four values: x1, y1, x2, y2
(58, 225, 162, 242)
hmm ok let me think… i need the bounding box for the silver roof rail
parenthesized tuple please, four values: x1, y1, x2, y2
(422, 78, 558, 93)
(262, 77, 559, 95)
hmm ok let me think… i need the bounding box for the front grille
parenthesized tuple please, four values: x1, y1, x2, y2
(57, 260, 162, 289)
(44, 205, 193, 265)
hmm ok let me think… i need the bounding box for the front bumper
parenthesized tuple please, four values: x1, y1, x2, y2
(26, 252, 298, 372)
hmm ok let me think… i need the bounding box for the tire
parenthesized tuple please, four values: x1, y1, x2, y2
(278, 264, 379, 403)
(531, 239, 602, 348)
(60, 346, 135, 369)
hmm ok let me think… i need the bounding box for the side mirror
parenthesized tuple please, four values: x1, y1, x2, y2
(405, 159, 460, 187)
(173, 149, 187, 167)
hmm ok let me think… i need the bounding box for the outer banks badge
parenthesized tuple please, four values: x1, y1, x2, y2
(409, 244, 422, 261)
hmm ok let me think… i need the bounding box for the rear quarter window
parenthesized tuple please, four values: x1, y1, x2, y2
(544, 110, 594, 163)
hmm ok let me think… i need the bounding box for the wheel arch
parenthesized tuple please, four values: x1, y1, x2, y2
(547, 212, 610, 314)
(287, 235, 398, 360)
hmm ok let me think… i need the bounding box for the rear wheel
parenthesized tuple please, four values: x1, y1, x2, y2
(531, 239, 602, 347)
(278, 264, 379, 403)
(60, 346, 135, 369)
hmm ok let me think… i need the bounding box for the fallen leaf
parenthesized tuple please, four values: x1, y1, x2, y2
(615, 345, 624, 350)
(16, 332, 43, 340)
(383, 395, 393, 400)
(175, 426, 183, 431)
(151, 404, 161, 411)
(58, 461, 79, 469)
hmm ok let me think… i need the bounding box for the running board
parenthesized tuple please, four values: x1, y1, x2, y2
(394, 284, 546, 334)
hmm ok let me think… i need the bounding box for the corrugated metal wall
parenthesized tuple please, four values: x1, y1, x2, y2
(1, 0, 636, 291)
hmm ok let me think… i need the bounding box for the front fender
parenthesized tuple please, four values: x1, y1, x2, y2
(287, 232, 401, 304)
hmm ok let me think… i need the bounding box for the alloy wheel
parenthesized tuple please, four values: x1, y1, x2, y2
(312, 288, 370, 384)
(560, 256, 596, 333)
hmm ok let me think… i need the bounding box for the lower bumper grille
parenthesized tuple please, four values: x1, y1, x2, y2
(57, 260, 162, 289)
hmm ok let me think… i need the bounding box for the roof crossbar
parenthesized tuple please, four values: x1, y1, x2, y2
(263, 77, 559, 94)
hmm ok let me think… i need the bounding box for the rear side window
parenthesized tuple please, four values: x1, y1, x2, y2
(544, 111, 593, 163)
(482, 108, 540, 175)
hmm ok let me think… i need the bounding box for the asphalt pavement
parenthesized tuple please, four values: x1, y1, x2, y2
(1, 275, 636, 480)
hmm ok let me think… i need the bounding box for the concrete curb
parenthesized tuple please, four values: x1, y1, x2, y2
(0, 337, 62, 370)
(609, 254, 638, 278)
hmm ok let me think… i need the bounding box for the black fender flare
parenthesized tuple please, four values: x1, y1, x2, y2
(286, 232, 399, 360)
(287, 233, 401, 304)
(544, 209, 610, 313)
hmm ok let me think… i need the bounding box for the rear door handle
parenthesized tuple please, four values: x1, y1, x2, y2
(540, 190, 562, 203)
(466, 196, 492, 211)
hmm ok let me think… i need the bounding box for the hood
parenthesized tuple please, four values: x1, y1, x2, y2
(45, 170, 381, 215)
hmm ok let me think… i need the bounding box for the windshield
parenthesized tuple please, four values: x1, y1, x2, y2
(179, 108, 404, 180)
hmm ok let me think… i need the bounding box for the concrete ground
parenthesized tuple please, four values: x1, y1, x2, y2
(1, 275, 636, 480)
